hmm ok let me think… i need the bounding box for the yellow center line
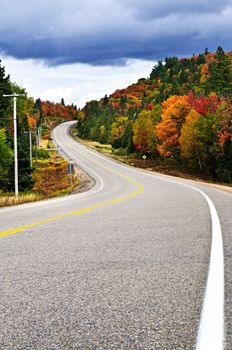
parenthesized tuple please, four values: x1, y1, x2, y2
(0, 156, 144, 238)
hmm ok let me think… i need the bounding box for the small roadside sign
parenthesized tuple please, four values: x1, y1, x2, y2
(67, 163, 75, 175)
(142, 154, 147, 167)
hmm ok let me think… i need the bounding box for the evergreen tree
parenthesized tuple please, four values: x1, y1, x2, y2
(120, 95, 127, 109)
(35, 98, 43, 127)
(150, 60, 165, 81)
(216, 140, 232, 182)
(196, 53, 206, 65)
(0, 60, 12, 128)
(103, 94, 109, 106)
(208, 46, 232, 95)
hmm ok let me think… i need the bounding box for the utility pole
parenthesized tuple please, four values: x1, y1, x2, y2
(3, 93, 26, 198)
(29, 130, 32, 168)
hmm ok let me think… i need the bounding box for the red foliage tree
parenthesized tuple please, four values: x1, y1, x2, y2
(188, 91, 219, 116)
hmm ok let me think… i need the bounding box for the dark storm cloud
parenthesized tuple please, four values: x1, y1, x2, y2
(0, 0, 231, 65)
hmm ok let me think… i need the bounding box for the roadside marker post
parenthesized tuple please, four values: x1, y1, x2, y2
(142, 154, 147, 167)
(67, 162, 75, 189)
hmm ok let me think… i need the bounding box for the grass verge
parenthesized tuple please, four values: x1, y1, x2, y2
(0, 193, 42, 207)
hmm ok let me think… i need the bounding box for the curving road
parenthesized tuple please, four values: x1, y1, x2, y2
(0, 121, 232, 349)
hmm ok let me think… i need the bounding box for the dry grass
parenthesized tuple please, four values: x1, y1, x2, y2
(79, 139, 112, 153)
(0, 193, 42, 207)
(71, 131, 112, 154)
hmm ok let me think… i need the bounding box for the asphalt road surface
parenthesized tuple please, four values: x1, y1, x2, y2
(0, 121, 232, 350)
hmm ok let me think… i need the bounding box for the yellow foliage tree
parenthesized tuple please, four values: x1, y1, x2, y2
(132, 106, 161, 153)
(111, 116, 129, 141)
(179, 109, 201, 167)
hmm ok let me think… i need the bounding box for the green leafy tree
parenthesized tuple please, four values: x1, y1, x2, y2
(192, 113, 220, 176)
(216, 139, 232, 182)
(0, 64, 34, 192)
(215, 100, 232, 182)
(0, 128, 13, 190)
(111, 116, 132, 150)
(9, 83, 34, 191)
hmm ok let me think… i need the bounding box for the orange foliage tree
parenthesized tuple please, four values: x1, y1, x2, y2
(155, 95, 192, 158)
(28, 115, 37, 128)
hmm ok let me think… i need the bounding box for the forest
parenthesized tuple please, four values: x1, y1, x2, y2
(76, 47, 232, 183)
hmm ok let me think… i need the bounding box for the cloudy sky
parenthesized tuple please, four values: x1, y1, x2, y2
(0, 0, 231, 107)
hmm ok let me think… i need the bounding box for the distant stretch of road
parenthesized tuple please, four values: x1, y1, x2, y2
(0, 121, 232, 349)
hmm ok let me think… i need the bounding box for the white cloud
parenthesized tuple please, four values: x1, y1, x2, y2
(1, 55, 154, 108)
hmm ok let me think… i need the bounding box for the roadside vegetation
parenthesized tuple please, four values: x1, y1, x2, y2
(32, 141, 78, 198)
(0, 60, 79, 206)
(0, 139, 79, 207)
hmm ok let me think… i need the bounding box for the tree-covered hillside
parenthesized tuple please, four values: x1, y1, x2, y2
(76, 47, 232, 183)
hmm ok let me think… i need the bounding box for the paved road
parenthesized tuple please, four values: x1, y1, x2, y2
(0, 121, 231, 349)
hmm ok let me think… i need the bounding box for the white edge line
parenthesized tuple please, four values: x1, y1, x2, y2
(191, 186, 224, 350)
(140, 169, 224, 349)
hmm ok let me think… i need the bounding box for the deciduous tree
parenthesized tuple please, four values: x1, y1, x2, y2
(133, 105, 161, 154)
(155, 95, 192, 158)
